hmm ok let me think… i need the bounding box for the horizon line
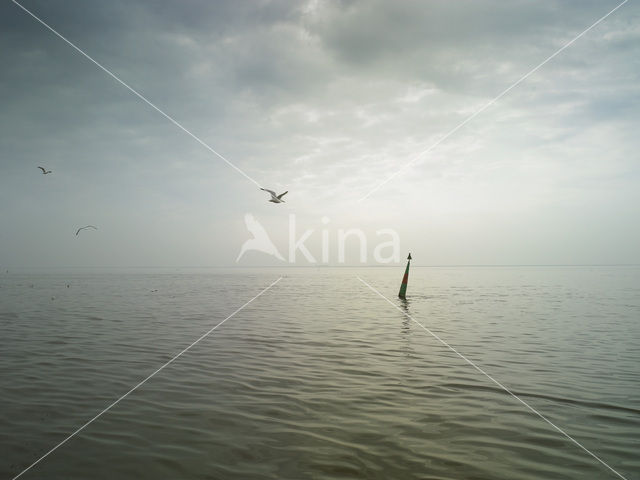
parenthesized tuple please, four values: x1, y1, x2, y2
(3, 263, 639, 270)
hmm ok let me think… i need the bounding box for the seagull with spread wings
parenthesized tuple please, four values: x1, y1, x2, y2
(37, 166, 52, 174)
(260, 188, 288, 203)
(75, 225, 98, 236)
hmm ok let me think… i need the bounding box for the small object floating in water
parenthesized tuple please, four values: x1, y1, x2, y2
(260, 188, 288, 203)
(75, 225, 98, 236)
(37, 166, 52, 174)
(398, 252, 411, 299)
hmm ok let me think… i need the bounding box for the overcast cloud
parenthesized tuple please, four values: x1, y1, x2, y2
(1, 0, 638, 267)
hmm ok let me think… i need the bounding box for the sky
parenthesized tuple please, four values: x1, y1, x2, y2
(1, 0, 639, 267)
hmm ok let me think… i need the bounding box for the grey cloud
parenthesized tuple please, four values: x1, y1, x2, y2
(1, 0, 638, 266)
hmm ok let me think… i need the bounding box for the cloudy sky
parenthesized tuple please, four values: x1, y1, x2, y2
(1, 0, 638, 267)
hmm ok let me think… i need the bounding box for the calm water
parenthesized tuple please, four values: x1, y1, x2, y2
(1, 267, 639, 479)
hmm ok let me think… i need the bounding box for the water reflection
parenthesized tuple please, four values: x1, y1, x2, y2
(399, 296, 410, 313)
(398, 297, 414, 358)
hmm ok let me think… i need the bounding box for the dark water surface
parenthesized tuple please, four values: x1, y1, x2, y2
(1, 266, 639, 479)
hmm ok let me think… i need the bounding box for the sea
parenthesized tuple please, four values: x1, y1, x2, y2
(1, 266, 639, 480)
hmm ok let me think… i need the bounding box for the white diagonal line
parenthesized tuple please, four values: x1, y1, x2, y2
(11, 0, 262, 189)
(356, 275, 628, 480)
(11, 276, 282, 480)
(358, 0, 628, 201)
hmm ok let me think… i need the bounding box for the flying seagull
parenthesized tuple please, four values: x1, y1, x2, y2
(75, 225, 98, 236)
(37, 166, 52, 174)
(260, 188, 288, 203)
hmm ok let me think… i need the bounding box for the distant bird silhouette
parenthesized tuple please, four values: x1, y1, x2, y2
(75, 225, 97, 236)
(260, 188, 288, 203)
(38, 166, 52, 174)
(236, 213, 285, 262)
